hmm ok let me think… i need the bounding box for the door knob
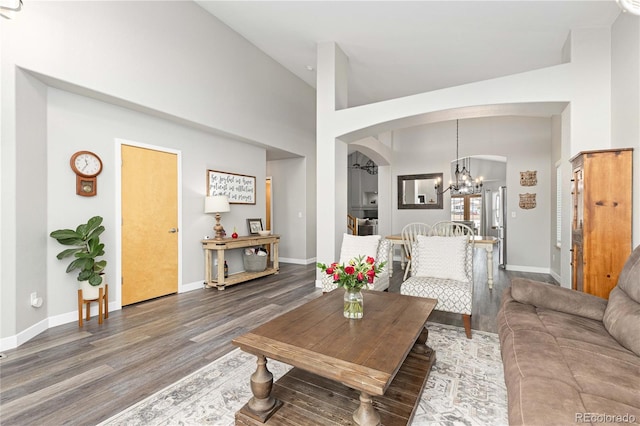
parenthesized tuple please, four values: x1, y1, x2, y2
(168, 228, 178, 233)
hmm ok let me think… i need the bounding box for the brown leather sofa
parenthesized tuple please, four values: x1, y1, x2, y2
(497, 245, 640, 425)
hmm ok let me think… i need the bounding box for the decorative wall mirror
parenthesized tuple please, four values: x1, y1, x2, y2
(397, 173, 443, 209)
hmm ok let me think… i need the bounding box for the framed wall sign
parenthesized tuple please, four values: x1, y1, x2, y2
(246, 218, 263, 235)
(207, 170, 256, 204)
(520, 170, 537, 186)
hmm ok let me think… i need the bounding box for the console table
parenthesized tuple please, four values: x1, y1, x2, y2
(202, 235, 280, 290)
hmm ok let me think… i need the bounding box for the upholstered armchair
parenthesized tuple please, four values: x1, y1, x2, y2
(400, 222, 475, 338)
(321, 234, 391, 292)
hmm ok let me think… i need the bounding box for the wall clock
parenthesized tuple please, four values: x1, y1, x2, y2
(70, 151, 103, 197)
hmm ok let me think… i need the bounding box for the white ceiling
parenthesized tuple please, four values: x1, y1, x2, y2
(196, 1, 622, 108)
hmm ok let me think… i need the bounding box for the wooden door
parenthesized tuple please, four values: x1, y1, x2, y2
(265, 177, 272, 258)
(265, 177, 272, 231)
(121, 145, 178, 305)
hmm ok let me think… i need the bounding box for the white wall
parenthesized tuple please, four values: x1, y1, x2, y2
(1, 1, 316, 349)
(392, 117, 552, 271)
(611, 13, 640, 248)
(46, 87, 269, 316)
(550, 114, 562, 281)
(267, 157, 313, 264)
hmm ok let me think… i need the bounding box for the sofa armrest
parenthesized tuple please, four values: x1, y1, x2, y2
(510, 278, 607, 321)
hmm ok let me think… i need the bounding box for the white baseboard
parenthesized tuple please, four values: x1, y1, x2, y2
(505, 264, 551, 274)
(0, 318, 48, 352)
(1, 301, 123, 352)
(180, 280, 205, 293)
(49, 301, 123, 329)
(279, 257, 316, 265)
(550, 270, 561, 284)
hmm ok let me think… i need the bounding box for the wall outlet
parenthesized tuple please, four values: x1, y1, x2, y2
(30, 292, 43, 308)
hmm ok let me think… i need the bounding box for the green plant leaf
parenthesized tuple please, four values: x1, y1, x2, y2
(67, 257, 93, 274)
(88, 273, 103, 286)
(86, 216, 103, 230)
(49, 230, 84, 246)
(87, 238, 102, 253)
(76, 223, 88, 238)
(86, 225, 105, 242)
(56, 248, 81, 259)
(78, 269, 93, 281)
(94, 260, 107, 273)
(50, 229, 78, 239)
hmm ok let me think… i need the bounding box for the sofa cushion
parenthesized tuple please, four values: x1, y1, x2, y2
(414, 235, 468, 281)
(537, 307, 626, 351)
(603, 244, 640, 356)
(603, 286, 640, 357)
(511, 277, 607, 321)
(558, 337, 640, 409)
(507, 377, 587, 426)
(338, 233, 380, 264)
(580, 395, 640, 425)
(617, 243, 640, 303)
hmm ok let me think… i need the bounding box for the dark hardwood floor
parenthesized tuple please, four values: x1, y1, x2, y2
(0, 254, 555, 425)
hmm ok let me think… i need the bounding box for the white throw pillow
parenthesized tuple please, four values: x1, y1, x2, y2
(415, 235, 468, 281)
(339, 234, 381, 264)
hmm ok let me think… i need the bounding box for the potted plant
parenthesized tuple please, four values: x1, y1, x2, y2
(50, 215, 107, 299)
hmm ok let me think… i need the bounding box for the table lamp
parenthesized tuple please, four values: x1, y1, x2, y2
(204, 195, 231, 240)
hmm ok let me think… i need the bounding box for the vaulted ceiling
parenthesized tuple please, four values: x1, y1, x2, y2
(197, 1, 622, 108)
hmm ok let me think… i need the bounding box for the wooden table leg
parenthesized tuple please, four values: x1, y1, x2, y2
(353, 391, 381, 426)
(98, 287, 104, 325)
(486, 245, 494, 290)
(204, 247, 211, 287)
(241, 354, 282, 422)
(77, 290, 83, 327)
(388, 243, 394, 277)
(104, 284, 109, 319)
(273, 240, 279, 273)
(217, 250, 225, 290)
(412, 327, 430, 354)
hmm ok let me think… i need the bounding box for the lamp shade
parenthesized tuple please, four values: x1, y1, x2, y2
(204, 195, 230, 213)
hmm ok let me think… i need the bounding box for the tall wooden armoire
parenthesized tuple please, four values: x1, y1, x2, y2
(570, 148, 633, 299)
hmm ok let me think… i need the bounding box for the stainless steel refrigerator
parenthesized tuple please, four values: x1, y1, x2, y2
(483, 186, 507, 268)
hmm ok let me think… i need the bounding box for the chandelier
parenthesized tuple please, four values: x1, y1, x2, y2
(435, 120, 483, 195)
(1, 0, 22, 19)
(351, 157, 378, 175)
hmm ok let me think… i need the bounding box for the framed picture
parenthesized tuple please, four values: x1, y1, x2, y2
(207, 170, 256, 204)
(247, 218, 263, 235)
(397, 173, 444, 209)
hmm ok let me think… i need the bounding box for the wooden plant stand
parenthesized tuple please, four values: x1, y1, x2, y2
(77, 284, 108, 327)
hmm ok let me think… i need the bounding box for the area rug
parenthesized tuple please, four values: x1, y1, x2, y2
(100, 323, 507, 426)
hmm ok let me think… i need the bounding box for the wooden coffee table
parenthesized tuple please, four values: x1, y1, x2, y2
(232, 290, 437, 425)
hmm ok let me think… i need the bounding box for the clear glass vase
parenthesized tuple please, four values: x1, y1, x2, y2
(343, 288, 364, 319)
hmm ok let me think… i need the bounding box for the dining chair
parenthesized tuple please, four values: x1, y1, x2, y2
(400, 223, 432, 281)
(347, 214, 358, 235)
